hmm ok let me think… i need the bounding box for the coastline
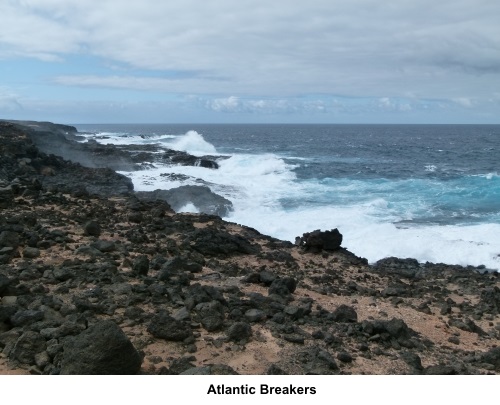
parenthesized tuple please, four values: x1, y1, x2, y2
(0, 120, 499, 375)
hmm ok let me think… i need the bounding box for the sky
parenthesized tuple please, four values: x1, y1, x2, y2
(1, 0, 500, 124)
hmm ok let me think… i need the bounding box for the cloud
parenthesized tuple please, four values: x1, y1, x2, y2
(1, 1, 500, 123)
(201, 96, 329, 114)
(0, 1, 498, 98)
(452, 97, 474, 108)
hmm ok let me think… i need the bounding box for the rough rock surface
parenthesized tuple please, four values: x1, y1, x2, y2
(60, 320, 142, 374)
(137, 186, 233, 217)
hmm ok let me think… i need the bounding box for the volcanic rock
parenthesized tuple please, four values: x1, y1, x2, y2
(147, 312, 193, 341)
(295, 229, 343, 252)
(60, 320, 142, 374)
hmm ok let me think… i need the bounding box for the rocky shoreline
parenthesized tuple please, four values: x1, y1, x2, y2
(0, 120, 499, 375)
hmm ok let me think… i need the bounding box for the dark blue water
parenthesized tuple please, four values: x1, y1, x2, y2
(76, 123, 500, 269)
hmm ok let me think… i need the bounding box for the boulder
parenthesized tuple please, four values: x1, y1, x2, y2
(331, 305, 358, 323)
(147, 312, 193, 341)
(60, 320, 142, 374)
(0, 231, 20, 249)
(296, 229, 342, 252)
(10, 331, 47, 365)
(132, 255, 150, 276)
(226, 322, 252, 343)
(83, 221, 101, 237)
(22, 247, 40, 259)
(195, 300, 225, 331)
(269, 277, 297, 297)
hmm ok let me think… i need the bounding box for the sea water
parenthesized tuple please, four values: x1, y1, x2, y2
(76, 124, 500, 271)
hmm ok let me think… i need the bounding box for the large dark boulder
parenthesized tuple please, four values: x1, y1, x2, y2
(132, 255, 150, 276)
(147, 312, 193, 341)
(0, 231, 20, 249)
(184, 228, 259, 257)
(295, 229, 342, 252)
(373, 257, 421, 279)
(195, 300, 225, 331)
(295, 347, 339, 374)
(226, 322, 252, 343)
(331, 305, 358, 323)
(361, 318, 418, 347)
(0, 273, 11, 295)
(10, 331, 47, 365)
(137, 186, 233, 217)
(268, 277, 297, 297)
(0, 187, 14, 209)
(60, 320, 142, 374)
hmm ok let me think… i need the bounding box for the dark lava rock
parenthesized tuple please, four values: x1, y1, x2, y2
(479, 286, 500, 315)
(159, 256, 202, 279)
(10, 331, 47, 365)
(373, 257, 421, 279)
(259, 270, 277, 286)
(137, 185, 233, 217)
(184, 284, 226, 309)
(90, 240, 116, 253)
(195, 300, 225, 331)
(331, 304, 358, 323)
(245, 309, 267, 323)
(400, 351, 423, 373)
(337, 352, 353, 363)
(296, 347, 338, 374)
(424, 364, 459, 375)
(226, 322, 252, 343)
(0, 273, 11, 294)
(10, 309, 44, 327)
(267, 364, 289, 375)
(179, 364, 239, 375)
(185, 228, 259, 257)
(362, 318, 416, 342)
(147, 312, 193, 341)
(132, 255, 150, 276)
(0, 187, 14, 209)
(0, 231, 19, 248)
(22, 247, 40, 259)
(268, 277, 297, 297)
(448, 318, 487, 336)
(83, 221, 101, 237)
(0, 305, 17, 323)
(284, 334, 305, 344)
(480, 347, 500, 371)
(296, 228, 343, 252)
(60, 320, 142, 374)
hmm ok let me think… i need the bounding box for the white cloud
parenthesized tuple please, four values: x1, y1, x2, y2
(1, 0, 500, 122)
(205, 96, 240, 112)
(201, 96, 330, 114)
(452, 97, 474, 108)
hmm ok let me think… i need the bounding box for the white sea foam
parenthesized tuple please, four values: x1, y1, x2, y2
(113, 131, 500, 271)
(162, 130, 217, 156)
(80, 132, 177, 146)
(178, 203, 199, 213)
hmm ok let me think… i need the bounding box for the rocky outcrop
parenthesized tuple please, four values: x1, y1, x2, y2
(0, 121, 133, 198)
(2, 120, 220, 173)
(136, 185, 233, 217)
(295, 229, 343, 252)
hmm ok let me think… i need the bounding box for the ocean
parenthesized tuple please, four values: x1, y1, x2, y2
(75, 124, 500, 271)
